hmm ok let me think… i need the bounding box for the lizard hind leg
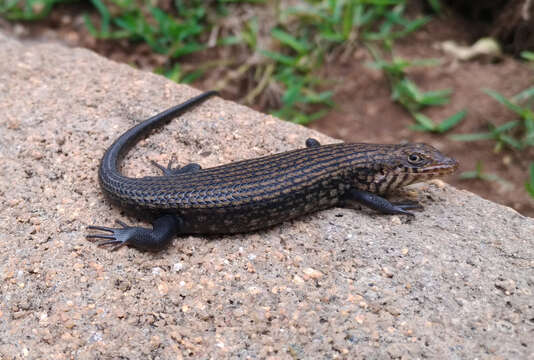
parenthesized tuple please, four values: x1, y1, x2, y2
(150, 159, 201, 176)
(86, 214, 182, 251)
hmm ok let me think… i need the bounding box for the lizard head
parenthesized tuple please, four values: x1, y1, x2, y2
(353, 142, 458, 194)
(395, 142, 458, 178)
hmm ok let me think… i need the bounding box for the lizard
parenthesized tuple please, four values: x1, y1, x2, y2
(87, 91, 458, 251)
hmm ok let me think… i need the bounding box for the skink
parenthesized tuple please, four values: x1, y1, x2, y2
(87, 91, 458, 251)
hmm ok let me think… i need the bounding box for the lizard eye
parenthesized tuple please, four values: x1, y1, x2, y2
(408, 153, 423, 164)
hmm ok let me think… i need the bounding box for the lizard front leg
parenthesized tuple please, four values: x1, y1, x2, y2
(341, 188, 422, 216)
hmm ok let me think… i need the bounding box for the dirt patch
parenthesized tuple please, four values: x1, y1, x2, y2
(2, 4, 533, 216)
(310, 16, 534, 216)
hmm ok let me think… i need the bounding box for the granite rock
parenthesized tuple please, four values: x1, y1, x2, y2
(0, 32, 533, 359)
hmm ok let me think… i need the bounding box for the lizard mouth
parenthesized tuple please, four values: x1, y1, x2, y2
(413, 157, 459, 176)
(397, 158, 458, 186)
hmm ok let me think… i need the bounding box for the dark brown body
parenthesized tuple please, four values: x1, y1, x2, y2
(101, 142, 455, 234)
(89, 91, 458, 251)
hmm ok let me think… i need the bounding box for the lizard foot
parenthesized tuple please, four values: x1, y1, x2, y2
(150, 159, 201, 176)
(86, 215, 181, 252)
(86, 220, 142, 251)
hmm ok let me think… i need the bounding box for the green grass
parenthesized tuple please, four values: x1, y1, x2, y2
(450, 119, 521, 152)
(226, 0, 436, 123)
(526, 163, 534, 197)
(1, 0, 443, 124)
(411, 110, 466, 133)
(0, 0, 66, 20)
(451, 89, 534, 151)
(521, 51, 534, 62)
(451, 82, 534, 197)
(459, 161, 511, 188)
(368, 54, 466, 133)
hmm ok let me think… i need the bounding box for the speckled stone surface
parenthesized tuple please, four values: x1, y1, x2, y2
(1, 32, 533, 359)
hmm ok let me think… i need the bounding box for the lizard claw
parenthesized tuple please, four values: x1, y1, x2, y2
(86, 219, 137, 251)
(86, 215, 180, 252)
(391, 200, 424, 212)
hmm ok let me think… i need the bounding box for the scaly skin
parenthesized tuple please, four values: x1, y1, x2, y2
(88, 91, 458, 251)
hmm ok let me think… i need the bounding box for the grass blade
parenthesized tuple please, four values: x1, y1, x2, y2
(526, 163, 534, 198)
(436, 109, 466, 133)
(450, 132, 494, 141)
(413, 113, 435, 131)
(260, 50, 297, 66)
(513, 86, 534, 102)
(484, 89, 524, 116)
(271, 28, 309, 54)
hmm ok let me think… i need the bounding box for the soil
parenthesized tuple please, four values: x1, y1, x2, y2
(2, 3, 533, 216)
(311, 15, 534, 217)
